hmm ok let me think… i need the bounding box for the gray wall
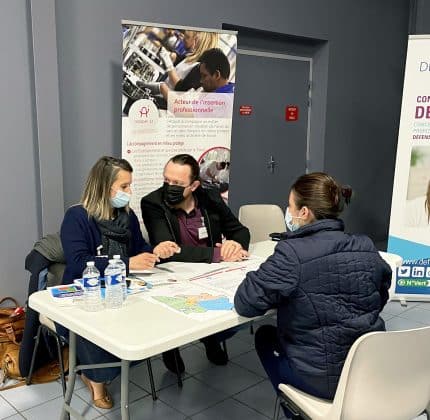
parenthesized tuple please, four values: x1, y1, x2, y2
(0, 1, 41, 303)
(0, 0, 416, 302)
(56, 0, 410, 240)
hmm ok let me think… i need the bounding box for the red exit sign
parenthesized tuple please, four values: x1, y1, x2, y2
(286, 105, 299, 121)
(239, 105, 253, 116)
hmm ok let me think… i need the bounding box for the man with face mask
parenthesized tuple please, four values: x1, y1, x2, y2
(140, 154, 250, 373)
(141, 154, 249, 263)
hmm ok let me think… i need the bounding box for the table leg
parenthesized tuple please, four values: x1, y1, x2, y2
(61, 331, 77, 420)
(121, 359, 130, 420)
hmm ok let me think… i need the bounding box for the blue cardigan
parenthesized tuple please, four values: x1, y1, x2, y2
(234, 218, 392, 399)
(60, 205, 152, 283)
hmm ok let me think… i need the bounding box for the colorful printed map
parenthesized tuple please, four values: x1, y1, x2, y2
(152, 293, 233, 314)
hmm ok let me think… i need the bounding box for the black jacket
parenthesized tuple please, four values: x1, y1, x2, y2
(141, 186, 250, 263)
(235, 218, 392, 399)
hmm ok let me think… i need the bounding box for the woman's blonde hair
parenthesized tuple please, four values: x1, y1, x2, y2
(185, 32, 219, 63)
(80, 156, 133, 220)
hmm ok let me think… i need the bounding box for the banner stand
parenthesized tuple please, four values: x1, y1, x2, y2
(388, 35, 430, 302)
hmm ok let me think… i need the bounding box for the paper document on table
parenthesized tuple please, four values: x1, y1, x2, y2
(133, 261, 232, 282)
(191, 255, 266, 295)
(142, 282, 234, 321)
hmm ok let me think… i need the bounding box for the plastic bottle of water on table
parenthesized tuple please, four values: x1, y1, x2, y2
(104, 259, 123, 309)
(113, 254, 127, 302)
(82, 261, 102, 312)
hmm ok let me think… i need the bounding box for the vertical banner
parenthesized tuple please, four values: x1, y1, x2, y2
(121, 21, 237, 215)
(388, 35, 430, 301)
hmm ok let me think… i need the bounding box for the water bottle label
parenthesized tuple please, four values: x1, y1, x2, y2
(107, 273, 121, 285)
(83, 276, 99, 288)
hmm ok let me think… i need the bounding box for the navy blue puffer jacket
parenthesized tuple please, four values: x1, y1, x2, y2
(234, 219, 392, 399)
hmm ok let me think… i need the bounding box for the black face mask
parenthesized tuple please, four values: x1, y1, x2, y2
(163, 182, 186, 205)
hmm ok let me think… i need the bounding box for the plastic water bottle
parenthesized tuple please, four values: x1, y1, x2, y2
(113, 255, 127, 302)
(82, 261, 102, 312)
(104, 259, 123, 309)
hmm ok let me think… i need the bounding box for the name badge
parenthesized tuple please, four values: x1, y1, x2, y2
(198, 226, 208, 239)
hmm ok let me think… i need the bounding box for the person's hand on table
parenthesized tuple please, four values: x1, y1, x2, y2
(153, 241, 181, 259)
(129, 253, 159, 270)
(216, 240, 248, 262)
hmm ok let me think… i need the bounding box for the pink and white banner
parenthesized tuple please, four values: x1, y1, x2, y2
(121, 20, 237, 213)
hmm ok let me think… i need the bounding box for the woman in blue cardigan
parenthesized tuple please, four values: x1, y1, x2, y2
(60, 156, 179, 409)
(234, 172, 392, 418)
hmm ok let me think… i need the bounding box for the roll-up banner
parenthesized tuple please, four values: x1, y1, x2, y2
(121, 21, 237, 215)
(388, 35, 430, 301)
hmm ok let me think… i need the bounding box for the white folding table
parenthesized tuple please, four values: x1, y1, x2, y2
(28, 240, 401, 419)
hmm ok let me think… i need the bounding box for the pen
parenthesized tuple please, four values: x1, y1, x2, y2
(188, 267, 227, 281)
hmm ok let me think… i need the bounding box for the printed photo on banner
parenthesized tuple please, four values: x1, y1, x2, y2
(121, 20, 237, 217)
(122, 24, 236, 115)
(404, 145, 430, 228)
(198, 147, 230, 202)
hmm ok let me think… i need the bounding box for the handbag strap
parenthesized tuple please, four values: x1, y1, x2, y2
(4, 325, 20, 345)
(0, 298, 18, 309)
(0, 379, 25, 391)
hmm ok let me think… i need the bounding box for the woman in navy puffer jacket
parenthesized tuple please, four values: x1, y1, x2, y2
(234, 172, 391, 417)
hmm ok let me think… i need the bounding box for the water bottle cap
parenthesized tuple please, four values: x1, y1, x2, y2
(113, 255, 120, 259)
(86, 261, 95, 267)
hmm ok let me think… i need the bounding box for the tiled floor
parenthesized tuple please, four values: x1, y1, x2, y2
(1, 303, 429, 420)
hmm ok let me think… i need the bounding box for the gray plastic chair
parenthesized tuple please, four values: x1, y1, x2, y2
(274, 326, 430, 420)
(238, 204, 285, 243)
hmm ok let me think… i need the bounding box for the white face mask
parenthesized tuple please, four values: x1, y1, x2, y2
(110, 190, 131, 208)
(285, 207, 303, 232)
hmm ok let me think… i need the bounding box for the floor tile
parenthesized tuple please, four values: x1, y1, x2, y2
(234, 379, 278, 418)
(0, 395, 18, 419)
(21, 394, 102, 419)
(385, 316, 426, 331)
(216, 335, 254, 359)
(130, 357, 188, 393)
(194, 362, 263, 395)
(157, 377, 227, 417)
(191, 398, 269, 420)
(0, 381, 63, 411)
(382, 301, 418, 316)
(232, 350, 268, 378)
(398, 307, 430, 325)
(105, 394, 186, 420)
(380, 312, 394, 322)
(415, 302, 430, 311)
(75, 376, 148, 415)
(180, 344, 213, 375)
(235, 325, 256, 345)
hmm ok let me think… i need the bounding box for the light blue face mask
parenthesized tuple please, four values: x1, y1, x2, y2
(285, 207, 302, 232)
(110, 190, 131, 208)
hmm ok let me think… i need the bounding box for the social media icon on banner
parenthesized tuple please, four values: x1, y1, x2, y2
(398, 266, 410, 277)
(426, 267, 430, 278)
(412, 266, 425, 278)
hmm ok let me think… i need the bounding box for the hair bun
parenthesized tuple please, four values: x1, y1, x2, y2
(341, 185, 352, 205)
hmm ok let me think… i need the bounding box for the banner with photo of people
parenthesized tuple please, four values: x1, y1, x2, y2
(121, 20, 237, 216)
(388, 35, 430, 300)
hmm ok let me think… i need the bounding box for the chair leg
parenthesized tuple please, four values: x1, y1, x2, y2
(146, 359, 157, 400)
(273, 395, 281, 420)
(250, 321, 254, 335)
(221, 340, 228, 359)
(173, 349, 183, 388)
(52, 331, 66, 396)
(26, 324, 43, 385)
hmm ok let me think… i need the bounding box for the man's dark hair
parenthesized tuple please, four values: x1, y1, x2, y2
(169, 154, 200, 182)
(199, 48, 230, 79)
